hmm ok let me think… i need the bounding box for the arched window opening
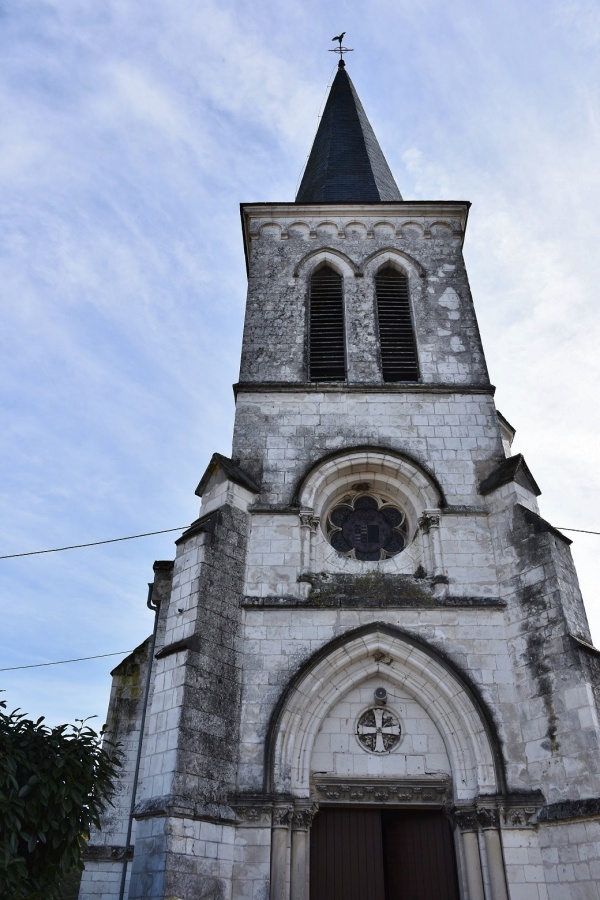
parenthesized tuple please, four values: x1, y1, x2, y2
(309, 266, 346, 381)
(375, 266, 419, 382)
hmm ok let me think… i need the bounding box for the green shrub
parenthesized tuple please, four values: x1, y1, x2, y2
(0, 700, 120, 899)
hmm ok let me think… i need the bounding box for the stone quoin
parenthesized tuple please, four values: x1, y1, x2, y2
(79, 60, 600, 900)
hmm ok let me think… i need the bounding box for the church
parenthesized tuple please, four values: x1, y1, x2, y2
(80, 57, 600, 900)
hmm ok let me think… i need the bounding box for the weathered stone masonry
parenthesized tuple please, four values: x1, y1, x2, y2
(80, 62, 600, 900)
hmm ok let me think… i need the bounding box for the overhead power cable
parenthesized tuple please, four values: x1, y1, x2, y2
(0, 524, 599, 563)
(0, 526, 189, 560)
(0, 651, 134, 672)
(556, 527, 600, 535)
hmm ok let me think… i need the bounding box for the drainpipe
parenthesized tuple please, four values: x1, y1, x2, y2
(118, 582, 160, 900)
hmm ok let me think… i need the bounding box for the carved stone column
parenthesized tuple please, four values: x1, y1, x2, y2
(270, 804, 293, 900)
(478, 807, 509, 900)
(452, 808, 484, 900)
(299, 509, 320, 574)
(418, 510, 442, 577)
(290, 803, 318, 900)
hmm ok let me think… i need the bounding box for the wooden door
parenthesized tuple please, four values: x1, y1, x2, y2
(383, 810, 459, 900)
(310, 808, 459, 900)
(310, 808, 386, 900)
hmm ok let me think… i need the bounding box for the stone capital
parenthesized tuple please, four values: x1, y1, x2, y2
(451, 806, 478, 832)
(292, 803, 319, 831)
(299, 509, 320, 532)
(272, 804, 294, 829)
(419, 511, 440, 534)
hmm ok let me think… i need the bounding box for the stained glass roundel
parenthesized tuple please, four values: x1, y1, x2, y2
(326, 494, 408, 561)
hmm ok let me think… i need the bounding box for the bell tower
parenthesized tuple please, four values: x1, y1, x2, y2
(80, 60, 600, 900)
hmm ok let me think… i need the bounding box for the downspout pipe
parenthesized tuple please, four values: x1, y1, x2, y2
(118, 582, 160, 900)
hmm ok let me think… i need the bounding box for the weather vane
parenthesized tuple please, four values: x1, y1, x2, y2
(329, 31, 353, 66)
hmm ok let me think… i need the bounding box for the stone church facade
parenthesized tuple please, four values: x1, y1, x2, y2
(80, 63, 600, 900)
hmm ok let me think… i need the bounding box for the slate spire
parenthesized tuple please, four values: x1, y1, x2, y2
(296, 62, 402, 203)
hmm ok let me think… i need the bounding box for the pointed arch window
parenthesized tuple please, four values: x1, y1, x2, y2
(309, 265, 346, 381)
(375, 266, 419, 382)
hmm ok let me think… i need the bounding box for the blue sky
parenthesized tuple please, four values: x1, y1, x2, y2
(2, 0, 600, 726)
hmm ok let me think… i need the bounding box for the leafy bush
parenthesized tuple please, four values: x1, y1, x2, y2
(0, 700, 121, 899)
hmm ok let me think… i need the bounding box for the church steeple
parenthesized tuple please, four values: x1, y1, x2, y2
(296, 63, 402, 203)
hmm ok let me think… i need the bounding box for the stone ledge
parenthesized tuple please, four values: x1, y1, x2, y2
(175, 510, 220, 545)
(242, 594, 505, 609)
(244, 572, 504, 609)
(82, 844, 133, 862)
(133, 794, 237, 824)
(155, 634, 201, 660)
(536, 797, 600, 824)
(442, 505, 489, 516)
(234, 381, 495, 396)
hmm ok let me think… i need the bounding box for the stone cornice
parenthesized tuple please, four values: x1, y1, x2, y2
(240, 201, 471, 272)
(233, 381, 495, 397)
(241, 200, 470, 222)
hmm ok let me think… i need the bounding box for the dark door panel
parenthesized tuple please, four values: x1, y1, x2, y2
(310, 808, 386, 900)
(383, 810, 460, 900)
(310, 808, 459, 900)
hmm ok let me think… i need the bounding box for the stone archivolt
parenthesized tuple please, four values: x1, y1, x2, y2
(270, 624, 498, 800)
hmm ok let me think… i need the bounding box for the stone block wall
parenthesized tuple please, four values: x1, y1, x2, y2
(80, 561, 172, 900)
(127, 502, 249, 899)
(232, 390, 505, 510)
(239, 203, 487, 388)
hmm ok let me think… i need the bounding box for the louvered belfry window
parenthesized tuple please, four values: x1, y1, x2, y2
(376, 266, 419, 382)
(309, 265, 346, 381)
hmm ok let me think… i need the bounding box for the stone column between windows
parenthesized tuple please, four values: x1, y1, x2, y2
(299, 510, 319, 576)
(419, 510, 443, 577)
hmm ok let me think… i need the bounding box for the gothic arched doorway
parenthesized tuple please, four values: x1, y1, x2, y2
(267, 624, 507, 900)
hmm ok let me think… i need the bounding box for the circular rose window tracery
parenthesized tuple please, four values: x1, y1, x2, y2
(326, 494, 408, 561)
(356, 707, 402, 753)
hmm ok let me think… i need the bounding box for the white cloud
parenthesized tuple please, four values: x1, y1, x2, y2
(1, 0, 600, 726)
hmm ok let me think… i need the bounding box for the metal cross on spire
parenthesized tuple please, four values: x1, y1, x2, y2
(329, 31, 354, 67)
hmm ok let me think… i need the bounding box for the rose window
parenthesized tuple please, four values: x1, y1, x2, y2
(326, 494, 408, 561)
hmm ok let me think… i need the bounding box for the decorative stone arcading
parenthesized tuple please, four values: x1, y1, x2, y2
(249, 212, 465, 244)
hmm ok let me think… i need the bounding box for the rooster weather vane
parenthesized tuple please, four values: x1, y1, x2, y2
(329, 31, 353, 65)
